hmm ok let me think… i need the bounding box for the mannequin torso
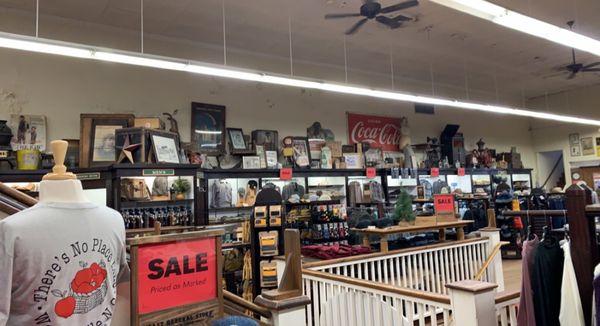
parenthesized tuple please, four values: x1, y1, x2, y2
(38, 179, 89, 204)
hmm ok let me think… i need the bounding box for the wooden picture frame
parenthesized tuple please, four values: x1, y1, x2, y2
(291, 137, 311, 168)
(191, 102, 226, 155)
(251, 129, 279, 152)
(80, 114, 134, 168)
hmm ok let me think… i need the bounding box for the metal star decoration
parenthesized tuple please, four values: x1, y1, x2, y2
(117, 136, 141, 164)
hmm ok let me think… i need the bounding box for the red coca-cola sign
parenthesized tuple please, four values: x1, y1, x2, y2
(347, 113, 403, 151)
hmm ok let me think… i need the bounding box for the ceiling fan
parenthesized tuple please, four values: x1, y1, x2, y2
(325, 0, 419, 35)
(556, 21, 600, 79)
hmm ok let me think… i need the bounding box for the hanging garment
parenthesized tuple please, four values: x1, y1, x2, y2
(518, 235, 539, 326)
(347, 181, 363, 206)
(369, 181, 385, 203)
(210, 180, 233, 208)
(559, 241, 585, 326)
(531, 237, 564, 326)
(593, 264, 600, 326)
(281, 182, 305, 201)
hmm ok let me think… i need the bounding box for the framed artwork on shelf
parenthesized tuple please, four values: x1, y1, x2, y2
(291, 137, 311, 168)
(255, 145, 266, 168)
(151, 133, 181, 163)
(227, 128, 247, 153)
(80, 114, 134, 167)
(265, 151, 278, 168)
(191, 102, 226, 155)
(569, 133, 580, 146)
(570, 144, 581, 157)
(9, 114, 47, 151)
(582, 137, 594, 156)
(243, 156, 261, 169)
(343, 153, 363, 169)
(251, 130, 279, 152)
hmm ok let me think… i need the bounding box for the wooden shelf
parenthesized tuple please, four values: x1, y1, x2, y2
(120, 199, 193, 209)
(286, 200, 341, 207)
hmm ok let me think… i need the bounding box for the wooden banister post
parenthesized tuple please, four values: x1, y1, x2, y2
(566, 184, 597, 325)
(446, 280, 498, 326)
(479, 227, 504, 291)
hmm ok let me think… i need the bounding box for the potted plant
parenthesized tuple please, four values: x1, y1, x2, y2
(394, 189, 415, 226)
(171, 178, 191, 200)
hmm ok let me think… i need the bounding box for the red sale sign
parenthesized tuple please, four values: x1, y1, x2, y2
(347, 113, 403, 151)
(434, 194, 455, 214)
(366, 167, 376, 179)
(280, 168, 293, 180)
(457, 168, 465, 176)
(137, 238, 217, 314)
(430, 168, 440, 177)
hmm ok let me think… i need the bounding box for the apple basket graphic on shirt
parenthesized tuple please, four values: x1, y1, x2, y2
(52, 260, 108, 319)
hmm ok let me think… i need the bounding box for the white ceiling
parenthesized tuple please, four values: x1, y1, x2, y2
(0, 0, 599, 101)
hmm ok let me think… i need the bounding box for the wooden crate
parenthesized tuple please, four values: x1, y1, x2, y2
(115, 127, 180, 164)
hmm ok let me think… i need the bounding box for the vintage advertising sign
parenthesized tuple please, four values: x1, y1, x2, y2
(136, 238, 217, 314)
(347, 113, 403, 152)
(434, 194, 455, 215)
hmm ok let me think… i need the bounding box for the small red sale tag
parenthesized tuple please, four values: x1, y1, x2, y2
(430, 168, 440, 177)
(280, 168, 293, 180)
(458, 168, 465, 176)
(366, 167, 376, 179)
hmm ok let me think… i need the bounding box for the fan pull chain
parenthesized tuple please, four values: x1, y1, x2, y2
(222, 0, 227, 65)
(288, 14, 294, 76)
(140, 0, 144, 53)
(35, 0, 39, 37)
(389, 46, 395, 90)
(343, 36, 348, 83)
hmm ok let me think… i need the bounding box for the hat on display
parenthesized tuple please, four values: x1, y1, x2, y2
(318, 194, 332, 201)
(309, 194, 319, 202)
(288, 194, 300, 203)
(453, 188, 463, 195)
(495, 191, 513, 203)
(550, 187, 564, 194)
(475, 188, 487, 195)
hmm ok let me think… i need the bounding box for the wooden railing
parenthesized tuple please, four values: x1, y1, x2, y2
(495, 291, 520, 326)
(305, 238, 493, 295)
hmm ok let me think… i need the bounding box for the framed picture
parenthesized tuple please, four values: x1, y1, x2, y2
(151, 134, 181, 163)
(227, 128, 247, 151)
(266, 151, 278, 168)
(255, 145, 266, 168)
(242, 156, 261, 169)
(252, 130, 279, 152)
(569, 133, 580, 145)
(291, 137, 311, 168)
(582, 137, 594, 156)
(570, 144, 581, 157)
(364, 148, 383, 168)
(64, 139, 79, 168)
(191, 102, 226, 155)
(9, 114, 47, 151)
(80, 114, 134, 167)
(343, 153, 363, 169)
(308, 139, 326, 160)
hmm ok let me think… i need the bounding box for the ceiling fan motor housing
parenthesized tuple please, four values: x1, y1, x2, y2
(360, 2, 382, 18)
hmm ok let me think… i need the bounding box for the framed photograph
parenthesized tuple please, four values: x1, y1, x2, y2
(308, 139, 326, 160)
(266, 151, 278, 168)
(582, 137, 594, 156)
(364, 148, 383, 168)
(227, 128, 247, 151)
(191, 102, 226, 155)
(343, 153, 363, 169)
(255, 145, 266, 168)
(569, 133, 580, 145)
(80, 114, 134, 167)
(252, 130, 279, 152)
(291, 137, 311, 168)
(570, 144, 581, 157)
(64, 139, 79, 168)
(151, 134, 181, 163)
(9, 114, 46, 151)
(242, 156, 261, 169)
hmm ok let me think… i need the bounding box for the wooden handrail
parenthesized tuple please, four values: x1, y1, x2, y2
(302, 268, 452, 305)
(223, 290, 272, 318)
(474, 241, 509, 281)
(303, 237, 488, 269)
(0, 182, 38, 207)
(495, 290, 520, 304)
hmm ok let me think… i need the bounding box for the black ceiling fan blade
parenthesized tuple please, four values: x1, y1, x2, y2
(567, 72, 577, 79)
(325, 13, 362, 19)
(391, 14, 412, 21)
(380, 0, 419, 14)
(376, 16, 402, 28)
(583, 68, 600, 72)
(345, 18, 369, 35)
(583, 62, 600, 69)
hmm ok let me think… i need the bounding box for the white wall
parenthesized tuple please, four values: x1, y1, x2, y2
(0, 47, 537, 171)
(528, 84, 600, 185)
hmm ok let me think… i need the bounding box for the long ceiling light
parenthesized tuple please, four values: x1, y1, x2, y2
(1, 31, 600, 126)
(429, 0, 600, 57)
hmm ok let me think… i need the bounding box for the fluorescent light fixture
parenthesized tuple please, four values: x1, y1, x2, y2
(195, 130, 223, 135)
(429, 0, 600, 57)
(0, 31, 599, 126)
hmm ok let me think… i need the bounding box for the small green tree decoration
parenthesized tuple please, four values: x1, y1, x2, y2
(394, 189, 415, 225)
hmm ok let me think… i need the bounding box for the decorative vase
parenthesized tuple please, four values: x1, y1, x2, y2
(175, 193, 185, 200)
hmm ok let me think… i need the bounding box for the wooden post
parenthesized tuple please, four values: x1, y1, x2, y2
(486, 209, 496, 228)
(566, 184, 598, 325)
(446, 280, 498, 326)
(480, 227, 504, 291)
